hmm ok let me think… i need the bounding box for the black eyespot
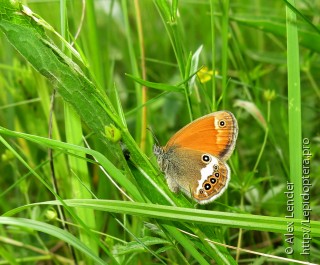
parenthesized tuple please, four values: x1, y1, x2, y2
(210, 178, 216, 184)
(219, 120, 226, 127)
(204, 183, 211, 190)
(215, 172, 220, 178)
(202, 154, 211, 163)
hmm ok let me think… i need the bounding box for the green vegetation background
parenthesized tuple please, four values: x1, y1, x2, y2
(0, 0, 319, 264)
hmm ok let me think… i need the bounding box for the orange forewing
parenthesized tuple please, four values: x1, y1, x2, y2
(164, 111, 238, 160)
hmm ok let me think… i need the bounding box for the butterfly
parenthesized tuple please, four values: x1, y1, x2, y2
(154, 111, 238, 204)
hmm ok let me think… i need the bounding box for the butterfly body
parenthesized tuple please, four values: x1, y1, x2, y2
(154, 111, 238, 204)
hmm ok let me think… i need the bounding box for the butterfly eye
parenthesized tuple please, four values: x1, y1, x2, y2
(201, 154, 211, 164)
(204, 183, 211, 190)
(218, 120, 226, 127)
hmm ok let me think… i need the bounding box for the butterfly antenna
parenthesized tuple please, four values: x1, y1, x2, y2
(147, 126, 160, 147)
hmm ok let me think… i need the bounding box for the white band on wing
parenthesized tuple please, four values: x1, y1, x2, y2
(196, 154, 218, 194)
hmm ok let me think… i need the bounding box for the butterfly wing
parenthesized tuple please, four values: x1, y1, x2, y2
(165, 111, 238, 161)
(160, 147, 230, 204)
(192, 155, 230, 204)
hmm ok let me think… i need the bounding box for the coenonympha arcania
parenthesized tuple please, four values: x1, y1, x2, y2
(154, 111, 238, 204)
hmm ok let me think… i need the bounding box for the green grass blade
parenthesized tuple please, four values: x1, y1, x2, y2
(126, 73, 183, 92)
(210, 0, 217, 111)
(5, 200, 320, 238)
(230, 15, 320, 53)
(0, 126, 144, 202)
(286, 0, 303, 258)
(0, 217, 106, 265)
(154, 0, 186, 77)
(163, 224, 210, 265)
(220, 0, 230, 109)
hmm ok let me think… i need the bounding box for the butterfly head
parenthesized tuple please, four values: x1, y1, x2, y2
(153, 144, 166, 171)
